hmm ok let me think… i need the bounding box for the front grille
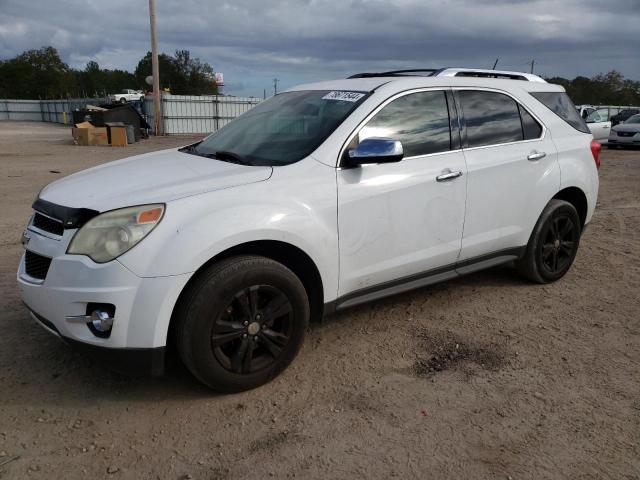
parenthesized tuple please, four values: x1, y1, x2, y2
(618, 131, 636, 137)
(32, 212, 64, 236)
(24, 250, 52, 280)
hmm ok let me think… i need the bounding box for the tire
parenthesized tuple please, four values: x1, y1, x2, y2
(175, 255, 309, 392)
(516, 199, 582, 284)
(119, 97, 127, 104)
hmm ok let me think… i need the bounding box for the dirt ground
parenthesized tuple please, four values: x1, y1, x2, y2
(0, 121, 638, 480)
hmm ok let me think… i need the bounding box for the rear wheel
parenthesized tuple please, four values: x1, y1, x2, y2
(175, 256, 309, 392)
(517, 199, 581, 283)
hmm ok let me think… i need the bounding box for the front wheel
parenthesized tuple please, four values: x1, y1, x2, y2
(175, 256, 309, 392)
(119, 97, 127, 104)
(517, 199, 582, 283)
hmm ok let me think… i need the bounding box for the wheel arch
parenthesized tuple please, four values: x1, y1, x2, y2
(167, 240, 325, 348)
(552, 186, 588, 227)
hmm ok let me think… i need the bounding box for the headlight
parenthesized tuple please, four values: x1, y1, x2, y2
(67, 204, 164, 263)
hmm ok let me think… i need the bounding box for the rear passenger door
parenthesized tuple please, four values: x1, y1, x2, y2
(455, 89, 560, 263)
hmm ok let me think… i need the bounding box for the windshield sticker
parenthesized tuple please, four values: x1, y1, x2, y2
(322, 91, 365, 102)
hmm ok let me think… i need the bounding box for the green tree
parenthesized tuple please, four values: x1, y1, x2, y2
(0, 46, 75, 98)
(134, 50, 218, 95)
(74, 61, 138, 97)
(547, 71, 640, 106)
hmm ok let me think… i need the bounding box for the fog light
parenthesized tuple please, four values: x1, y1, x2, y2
(90, 310, 113, 332)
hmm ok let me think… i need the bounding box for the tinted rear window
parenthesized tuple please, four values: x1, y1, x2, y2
(458, 90, 523, 147)
(530, 92, 590, 134)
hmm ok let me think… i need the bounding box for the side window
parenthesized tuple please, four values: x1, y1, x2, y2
(458, 90, 523, 147)
(359, 91, 451, 157)
(585, 109, 604, 123)
(518, 105, 543, 140)
(596, 107, 610, 121)
(582, 108, 595, 119)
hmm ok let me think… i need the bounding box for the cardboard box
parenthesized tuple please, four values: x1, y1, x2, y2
(72, 125, 109, 146)
(108, 126, 128, 147)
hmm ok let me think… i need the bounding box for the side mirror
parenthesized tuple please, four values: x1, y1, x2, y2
(346, 137, 404, 166)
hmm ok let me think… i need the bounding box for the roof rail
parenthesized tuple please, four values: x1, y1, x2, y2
(347, 67, 546, 83)
(348, 69, 444, 79)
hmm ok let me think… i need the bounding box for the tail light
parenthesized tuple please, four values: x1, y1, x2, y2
(590, 140, 601, 169)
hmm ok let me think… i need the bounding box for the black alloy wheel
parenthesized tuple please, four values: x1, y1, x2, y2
(175, 255, 309, 392)
(211, 285, 294, 374)
(517, 199, 582, 283)
(538, 214, 579, 275)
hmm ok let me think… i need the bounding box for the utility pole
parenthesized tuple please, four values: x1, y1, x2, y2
(273, 78, 279, 95)
(149, 0, 161, 135)
(492, 58, 499, 70)
(528, 59, 536, 74)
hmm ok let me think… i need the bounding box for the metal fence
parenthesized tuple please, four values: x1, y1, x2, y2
(144, 94, 261, 134)
(0, 98, 109, 123)
(1, 95, 261, 135)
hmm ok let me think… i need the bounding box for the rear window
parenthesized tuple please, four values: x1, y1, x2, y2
(530, 92, 590, 134)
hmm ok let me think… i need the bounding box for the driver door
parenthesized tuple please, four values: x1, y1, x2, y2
(337, 89, 467, 299)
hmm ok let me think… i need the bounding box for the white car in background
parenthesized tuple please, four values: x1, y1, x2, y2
(18, 69, 600, 392)
(582, 106, 612, 142)
(111, 89, 145, 103)
(607, 114, 640, 148)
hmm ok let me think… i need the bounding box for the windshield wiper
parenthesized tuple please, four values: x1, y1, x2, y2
(178, 141, 202, 153)
(211, 150, 252, 166)
(179, 144, 252, 166)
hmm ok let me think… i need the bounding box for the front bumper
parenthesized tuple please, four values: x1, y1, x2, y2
(29, 310, 165, 376)
(17, 227, 191, 374)
(608, 134, 640, 145)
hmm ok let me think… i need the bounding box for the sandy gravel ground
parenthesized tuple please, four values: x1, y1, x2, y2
(0, 121, 638, 480)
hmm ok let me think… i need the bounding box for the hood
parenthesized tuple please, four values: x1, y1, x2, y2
(612, 123, 640, 133)
(39, 148, 273, 211)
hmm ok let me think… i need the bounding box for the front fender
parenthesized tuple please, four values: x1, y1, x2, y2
(117, 158, 339, 303)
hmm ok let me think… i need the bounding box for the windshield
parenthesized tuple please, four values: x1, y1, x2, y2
(626, 114, 640, 124)
(188, 90, 369, 166)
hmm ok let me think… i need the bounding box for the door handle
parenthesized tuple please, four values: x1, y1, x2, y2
(527, 151, 546, 161)
(436, 169, 463, 182)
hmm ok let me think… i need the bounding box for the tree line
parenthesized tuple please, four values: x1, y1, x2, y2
(546, 71, 640, 106)
(0, 46, 218, 99)
(1, 46, 639, 104)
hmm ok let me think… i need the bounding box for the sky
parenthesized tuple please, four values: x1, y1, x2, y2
(1, 0, 639, 97)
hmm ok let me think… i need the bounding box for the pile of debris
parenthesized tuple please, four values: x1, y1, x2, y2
(71, 103, 150, 147)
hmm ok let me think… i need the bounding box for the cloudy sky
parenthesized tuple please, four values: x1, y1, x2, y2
(1, 0, 639, 97)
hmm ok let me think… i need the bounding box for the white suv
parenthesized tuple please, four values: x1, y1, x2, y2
(18, 70, 600, 392)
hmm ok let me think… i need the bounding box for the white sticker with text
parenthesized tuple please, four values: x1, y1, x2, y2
(322, 91, 365, 102)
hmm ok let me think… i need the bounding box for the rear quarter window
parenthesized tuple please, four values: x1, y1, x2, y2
(530, 92, 590, 134)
